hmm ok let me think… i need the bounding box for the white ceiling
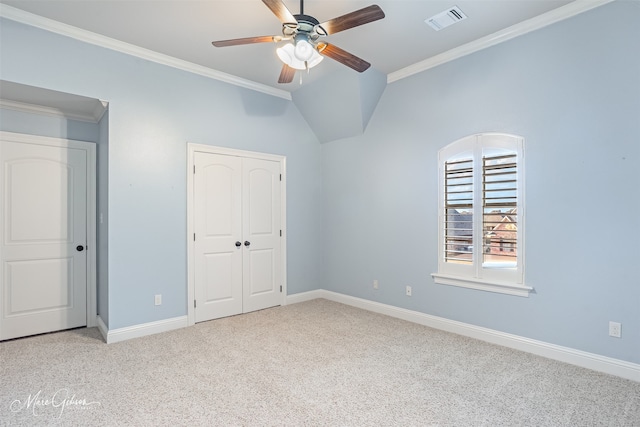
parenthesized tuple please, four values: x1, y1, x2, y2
(2, 0, 584, 94)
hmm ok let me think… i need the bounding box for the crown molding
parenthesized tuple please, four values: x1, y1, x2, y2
(0, 98, 107, 123)
(0, 4, 292, 101)
(388, 0, 616, 84)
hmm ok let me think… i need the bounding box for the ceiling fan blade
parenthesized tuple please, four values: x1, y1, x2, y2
(317, 43, 371, 73)
(212, 35, 281, 47)
(278, 64, 296, 84)
(262, 0, 297, 24)
(318, 5, 385, 35)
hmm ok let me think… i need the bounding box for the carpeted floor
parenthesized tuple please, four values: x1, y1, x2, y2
(1, 299, 639, 426)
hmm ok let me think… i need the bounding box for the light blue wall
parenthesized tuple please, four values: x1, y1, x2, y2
(0, 18, 323, 329)
(322, 1, 640, 363)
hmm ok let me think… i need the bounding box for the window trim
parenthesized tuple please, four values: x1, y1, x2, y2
(431, 273, 533, 297)
(432, 133, 533, 297)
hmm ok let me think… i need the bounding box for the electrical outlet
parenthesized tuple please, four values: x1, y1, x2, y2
(406, 286, 412, 297)
(609, 321, 621, 338)
(155, 294, 162, 306)
(373, 279, 379, 290)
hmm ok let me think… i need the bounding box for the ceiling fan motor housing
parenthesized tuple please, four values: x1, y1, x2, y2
(287, 14, 323, 40)
(294, 14, 319, 27)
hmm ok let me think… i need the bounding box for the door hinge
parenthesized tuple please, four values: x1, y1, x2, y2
(194, 300, 196, 308)
(279, 174, 282, 181)
(193, 233, 196, 241)
(280, 230, 282, 237)
(280, 285, 282, 293)
(193, 165, 196, 174)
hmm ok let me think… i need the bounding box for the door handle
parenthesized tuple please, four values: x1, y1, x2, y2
(235, 241, 241, 247)
(244, 241, 250, 247)
(76, 245, 85, 252)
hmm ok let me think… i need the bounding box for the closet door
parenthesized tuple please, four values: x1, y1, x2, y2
(193, 152, 282, 323)
(242, 157, 281, 313)
(193, 153, 243, 322)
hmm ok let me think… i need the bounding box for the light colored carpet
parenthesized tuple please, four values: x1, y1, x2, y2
(1, 299, 639, 426)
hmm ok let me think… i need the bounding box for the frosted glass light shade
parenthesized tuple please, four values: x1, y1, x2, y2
(306, 50, 323, 68)
(294, 39, 314, 61)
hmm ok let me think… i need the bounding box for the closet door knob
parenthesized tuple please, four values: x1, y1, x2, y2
(244, 241, 251, 247)
(235, 241, 241, 247)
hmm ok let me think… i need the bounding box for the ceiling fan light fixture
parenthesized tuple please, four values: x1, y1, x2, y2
(277, 43, 303, 70)
(277, 42, 323, 71)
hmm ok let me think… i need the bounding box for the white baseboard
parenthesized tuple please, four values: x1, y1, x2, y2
(290, 290, 640, 382)
(285, 289, 326, 305)
(97, 290, 321, 344)
(103, 315, 188, 344)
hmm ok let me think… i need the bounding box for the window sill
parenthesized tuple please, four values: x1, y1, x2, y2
(431, 273, 533, 297)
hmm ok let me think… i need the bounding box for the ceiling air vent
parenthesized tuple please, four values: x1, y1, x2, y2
(425, 6, 467, 31)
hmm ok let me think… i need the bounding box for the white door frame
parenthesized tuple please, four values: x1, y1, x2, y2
(0, 131, 97, 330)
(186, 143, 287, 326)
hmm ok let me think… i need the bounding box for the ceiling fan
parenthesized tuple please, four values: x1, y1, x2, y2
(212, 0, 385, 84)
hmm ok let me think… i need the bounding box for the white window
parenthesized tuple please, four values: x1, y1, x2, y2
(431, 133, 532, 297)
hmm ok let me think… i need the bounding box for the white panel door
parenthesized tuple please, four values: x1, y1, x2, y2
(242, 158, 281, 313)
(193, 152, 282, 323)
(193, 152, 243, 322)
(1, 140, 87, 340)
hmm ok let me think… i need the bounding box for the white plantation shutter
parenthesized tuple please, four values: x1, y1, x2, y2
(444, 158, 473, 264)
(434, 134, 530, 297)
(482, 153, 518, 267)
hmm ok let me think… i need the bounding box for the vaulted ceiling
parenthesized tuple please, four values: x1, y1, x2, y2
(3, 1, 611, 142)
(2, 0, 580, 96)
